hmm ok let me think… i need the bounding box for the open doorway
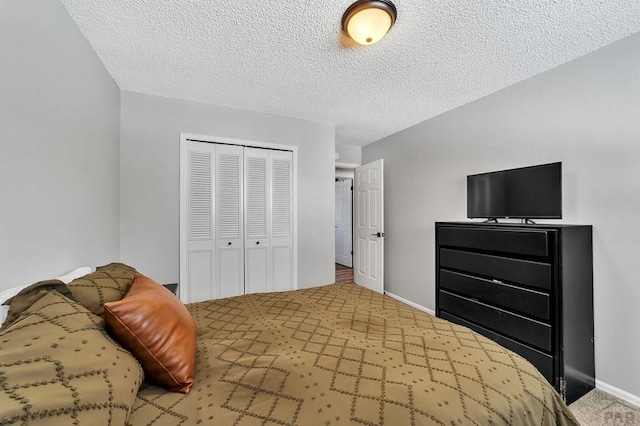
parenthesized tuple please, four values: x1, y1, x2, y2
(335, 178, 353, 267)
(335, 167, 355, 283)
(335, 263, 354, 284)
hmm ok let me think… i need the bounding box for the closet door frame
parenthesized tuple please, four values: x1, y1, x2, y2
(179, 133, 298, 302)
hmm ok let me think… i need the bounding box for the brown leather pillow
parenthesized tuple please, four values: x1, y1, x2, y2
(103, 274, 197, 393)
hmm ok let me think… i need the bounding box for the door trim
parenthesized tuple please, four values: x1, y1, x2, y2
(179, 133, 298, 301)
(335, 162, 360, 169)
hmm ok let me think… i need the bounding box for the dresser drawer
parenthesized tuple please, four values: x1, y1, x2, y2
(439, 290, 552, 352)
(438, 226, 550, 257)
(440, 270, 550, 320)
(440, 248, 552, 290)
(440, 311, 554, 382)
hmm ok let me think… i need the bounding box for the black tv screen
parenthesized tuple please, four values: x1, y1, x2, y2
(467, 162, 562, 219)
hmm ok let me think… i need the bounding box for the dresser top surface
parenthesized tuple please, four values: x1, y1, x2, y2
(436, 221, 592, 230)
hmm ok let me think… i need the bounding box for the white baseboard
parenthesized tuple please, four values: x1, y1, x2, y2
(384, 291, 435, 316)
(596, 380, 640, 407)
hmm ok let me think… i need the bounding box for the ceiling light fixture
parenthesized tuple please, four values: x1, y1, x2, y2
(342, 0, 397, 46)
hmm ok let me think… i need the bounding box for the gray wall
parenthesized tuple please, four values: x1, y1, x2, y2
(0, 0, 121, 288)
(335, 168, 355, 180)
(120, 91, 335, 288)
(363, 33, 640, 398)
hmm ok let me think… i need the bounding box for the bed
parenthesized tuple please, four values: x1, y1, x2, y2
(0, 265, 578, 425)
(130, 283, 577, 425)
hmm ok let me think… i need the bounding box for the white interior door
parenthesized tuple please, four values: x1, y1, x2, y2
(354, 160, 384, 293)
(181, 141, 216, 303)
(180, 136, 297, 302)
(244, 147, 270, 294)
(215, 144, 244, 298)
(335, 179, 353, 267)
(270, 150, 294, 292)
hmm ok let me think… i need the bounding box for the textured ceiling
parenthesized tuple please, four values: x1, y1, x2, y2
(61, 0, 640, 146)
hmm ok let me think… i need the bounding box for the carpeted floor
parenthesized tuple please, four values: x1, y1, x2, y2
(569, 389, 639, 425)
(334, 273, 639, 425)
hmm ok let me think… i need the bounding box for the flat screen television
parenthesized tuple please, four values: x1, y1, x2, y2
(467, 162, 562, 219)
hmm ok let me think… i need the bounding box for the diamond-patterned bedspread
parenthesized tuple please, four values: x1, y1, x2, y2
(127, 283, 578, 425)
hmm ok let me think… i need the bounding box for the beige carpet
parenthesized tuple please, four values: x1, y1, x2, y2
(570, 389, 639, 425)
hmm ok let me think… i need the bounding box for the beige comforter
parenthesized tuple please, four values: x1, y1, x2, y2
(127, 283, 578, 425)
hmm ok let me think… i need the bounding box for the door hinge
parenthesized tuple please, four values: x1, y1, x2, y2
(351, 186, 353, 191)
(351, 250, 354, 255)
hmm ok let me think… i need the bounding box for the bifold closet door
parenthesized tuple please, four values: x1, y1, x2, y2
(182, 142, 244, 302)
(269, 150, 294, 292)
(244, 148, 269, 293)
(215, 144, 244, 298)
(182, 141, 216, 303)
(244, 148, 294, 294)
(182, 141, 293, 302)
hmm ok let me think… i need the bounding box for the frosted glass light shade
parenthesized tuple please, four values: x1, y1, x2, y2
(342, 0, 397, 45)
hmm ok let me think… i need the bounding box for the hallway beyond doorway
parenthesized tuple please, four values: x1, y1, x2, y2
(335, 264, 353, 284)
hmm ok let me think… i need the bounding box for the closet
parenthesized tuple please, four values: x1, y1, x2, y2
(180, 139, 294, 303)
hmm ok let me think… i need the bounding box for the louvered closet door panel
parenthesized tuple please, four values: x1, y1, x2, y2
(216, 144, 244, 298)
(244, 148, 270, 294)
(182, 141, 216, 303)
(270, 150, 294, 292)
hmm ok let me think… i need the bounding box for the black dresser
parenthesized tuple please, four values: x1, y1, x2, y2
(435, 222, 594, 404)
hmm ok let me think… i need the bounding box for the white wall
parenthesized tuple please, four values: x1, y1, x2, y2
(363, 32, 640, 399)
(0, 0, 121, 288)
(336, 143, 362, 165)
(120, 91, 335, 288)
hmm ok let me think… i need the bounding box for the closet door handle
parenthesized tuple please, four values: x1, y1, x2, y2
(256, 241, 260, 245)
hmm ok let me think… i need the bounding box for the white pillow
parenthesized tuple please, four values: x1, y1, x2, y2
(0, 284, 30, 305)
(0, 266, 93, 326)
(0, 284, 30, 327)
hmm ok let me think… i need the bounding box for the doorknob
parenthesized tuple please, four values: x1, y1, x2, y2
(371, 232, 385, 237)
